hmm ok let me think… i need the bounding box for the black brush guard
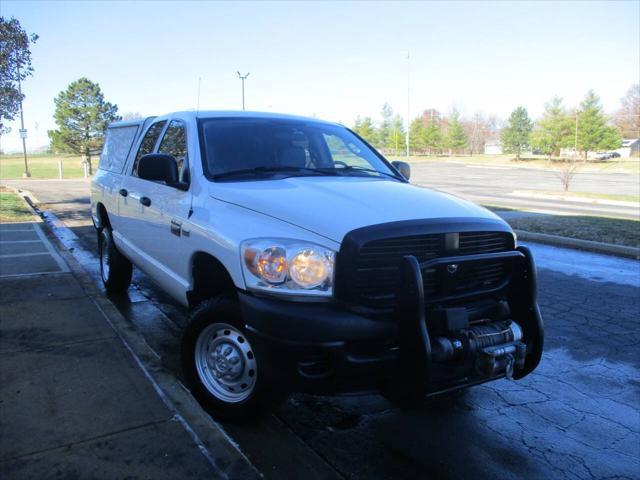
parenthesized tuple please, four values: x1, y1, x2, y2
(393, 245, 544, 398)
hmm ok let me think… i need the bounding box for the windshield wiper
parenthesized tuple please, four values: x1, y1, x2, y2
(212, 166, 340, 180)
(332, 165, 402, 180)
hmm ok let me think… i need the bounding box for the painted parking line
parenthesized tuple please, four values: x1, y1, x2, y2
(33, 223, 70, 274)
(0, 240, 43, 244)
(0, 252, 50, 258)
(0, 223, 69, 278)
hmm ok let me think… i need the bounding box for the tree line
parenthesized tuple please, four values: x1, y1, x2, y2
(2, 16, 638, 176)
(1, 17, 119, 174)
(353, 85, 638, 161)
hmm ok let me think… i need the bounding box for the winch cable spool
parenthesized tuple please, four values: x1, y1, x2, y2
(430, 320, 525, 379)
(467, 321, 522, 349)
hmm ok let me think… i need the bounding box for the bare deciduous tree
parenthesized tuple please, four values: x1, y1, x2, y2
(554, 158, 581, 191)
(463, 112, 499, 156)
(613, 84, 639, 139)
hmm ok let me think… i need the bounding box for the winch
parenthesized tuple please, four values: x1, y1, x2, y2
(430, 319, 527, 379)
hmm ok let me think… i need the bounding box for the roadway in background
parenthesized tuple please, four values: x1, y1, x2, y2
(4, 161, 639, 221)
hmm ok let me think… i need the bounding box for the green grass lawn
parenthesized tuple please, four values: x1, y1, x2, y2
(0, 189, 35, 223)
(516, 190, 640, 203)
(507, 214, 639, 248)
(0, 153, 88, 179)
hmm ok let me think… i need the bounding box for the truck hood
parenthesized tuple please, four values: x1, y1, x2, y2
(209, 177, 505, 243)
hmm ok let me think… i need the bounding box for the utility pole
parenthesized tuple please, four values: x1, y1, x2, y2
(16, 59, 30, 177)
(405, 51, 410, 158)
(236, 72, 250, 111)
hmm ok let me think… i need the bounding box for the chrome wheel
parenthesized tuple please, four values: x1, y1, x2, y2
(194, 323, 257, 403)
(100, 229, 111, 283)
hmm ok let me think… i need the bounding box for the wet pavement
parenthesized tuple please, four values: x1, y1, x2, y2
(0, 220, 257, 479)
(4, 179, 640, 479)
(0, 221, 68, 277)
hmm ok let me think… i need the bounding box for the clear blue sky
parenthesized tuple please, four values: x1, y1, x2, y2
(2, 0, 639, 151)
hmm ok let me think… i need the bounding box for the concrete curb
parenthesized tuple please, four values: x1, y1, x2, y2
(515, 229, 640, 260)
(16, 187, 41, 206)
(30, 205, 261, 478)
(511, 190, 639, 208)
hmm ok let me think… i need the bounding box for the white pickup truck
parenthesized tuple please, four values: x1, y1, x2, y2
(91, 111, 543, 418)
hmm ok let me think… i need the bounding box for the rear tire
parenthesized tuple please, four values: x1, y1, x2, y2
(98, 226, 132, 293)
(181, 296, 287, 420)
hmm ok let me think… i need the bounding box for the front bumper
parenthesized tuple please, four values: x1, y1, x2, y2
(239, 246, 544, 396)
(239, 293, 399, 394)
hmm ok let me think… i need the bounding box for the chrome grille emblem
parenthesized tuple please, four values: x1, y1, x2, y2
(447, 264, 459, 274)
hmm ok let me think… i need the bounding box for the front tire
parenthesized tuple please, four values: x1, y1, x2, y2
(181, 296, 286, 420)
(98, 226, 132, 293)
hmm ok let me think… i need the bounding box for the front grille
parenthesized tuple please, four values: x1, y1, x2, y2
(459, 232, 511, 254)
(351, 231, 513, 309)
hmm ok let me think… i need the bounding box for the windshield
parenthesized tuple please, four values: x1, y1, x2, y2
(198, 117, 400, 181)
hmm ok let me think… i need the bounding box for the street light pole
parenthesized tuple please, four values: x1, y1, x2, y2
(405, 51, 410, 158)
(16, 59, 30, 177)
(236, 71, 250, 111)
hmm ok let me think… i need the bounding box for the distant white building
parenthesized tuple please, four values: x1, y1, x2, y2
(615, 139, 640, 158)
(484, 143, 502, 155)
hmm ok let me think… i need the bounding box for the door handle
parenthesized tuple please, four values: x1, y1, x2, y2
(170, 219, 182, 236)
(139, 196, 151, 207)
(119, 188, 128, 197)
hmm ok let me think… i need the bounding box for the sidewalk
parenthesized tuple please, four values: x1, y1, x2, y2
(0, 220, 257, 478)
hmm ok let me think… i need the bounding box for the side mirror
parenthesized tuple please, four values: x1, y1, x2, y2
(138, 154, 179, 185)
(392, 160, 411, 180)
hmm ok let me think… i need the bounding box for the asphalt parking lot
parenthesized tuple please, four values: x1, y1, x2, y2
(4, 180, 640, 479)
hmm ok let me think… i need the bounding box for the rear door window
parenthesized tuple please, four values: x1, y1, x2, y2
(132, 121, 167, 176)
(158, 120, 189, 183)
(99, 125, 139, 173)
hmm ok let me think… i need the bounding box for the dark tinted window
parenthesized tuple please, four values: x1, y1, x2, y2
(158, 120, 189, 183)
(198, 118, 396, 179)
(132, 121, 166, 176)
(99, 125, 139, 173)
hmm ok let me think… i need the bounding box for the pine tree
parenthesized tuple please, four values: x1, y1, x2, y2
(0, 17, 38, 135)
(424, 120, 443, 154)
(409, 117, 426, 153)
(530, 97, 573, 158)
(48, 78, 120, 174)
(501, 106, 533, 160)
(352, 116, 378, 146)
(445, 111, 468, 155)
(576, 90, 622, 161)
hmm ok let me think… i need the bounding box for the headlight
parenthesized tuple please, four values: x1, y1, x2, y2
(241, 239, 335, 297)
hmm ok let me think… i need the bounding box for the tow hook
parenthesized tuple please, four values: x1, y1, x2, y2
(505, 354, 514, 380)
(476, 341, 526, 379)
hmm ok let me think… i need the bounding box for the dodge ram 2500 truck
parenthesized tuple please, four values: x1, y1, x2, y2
(91, 111, 543, 418)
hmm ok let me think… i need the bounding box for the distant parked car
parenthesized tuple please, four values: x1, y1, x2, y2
(609, 151, 621, 158)
(594, 152, 612, 160)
